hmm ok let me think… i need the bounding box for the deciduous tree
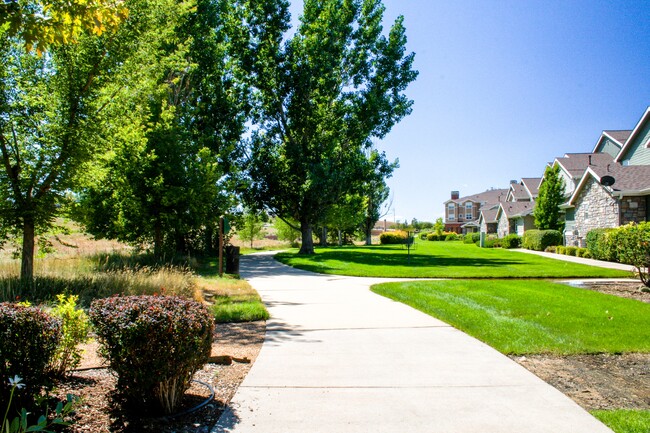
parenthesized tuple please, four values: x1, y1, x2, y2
(240, 0, 417, 254)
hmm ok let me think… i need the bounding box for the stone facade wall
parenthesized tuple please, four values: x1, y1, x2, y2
(497, 212, 510, 238)
(620, 196, 647, 225)
(573, 177, 619, 247)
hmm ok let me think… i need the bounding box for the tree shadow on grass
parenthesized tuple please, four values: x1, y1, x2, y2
(278, 249, 526, 271)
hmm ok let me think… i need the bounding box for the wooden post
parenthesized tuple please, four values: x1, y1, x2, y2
(218, 216, 224, 277)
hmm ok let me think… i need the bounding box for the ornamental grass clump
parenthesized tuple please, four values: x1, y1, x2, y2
(0, 303, 61, 409)
(89, 295, 214, 415)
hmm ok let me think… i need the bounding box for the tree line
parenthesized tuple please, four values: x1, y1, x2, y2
(0, 0, 418, 285)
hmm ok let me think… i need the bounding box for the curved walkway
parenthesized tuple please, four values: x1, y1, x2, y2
(213, 252, 612, 433)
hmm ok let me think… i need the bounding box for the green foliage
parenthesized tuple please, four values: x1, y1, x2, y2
(89, 295, 214, 414)
(612, 222, 650, 287)
(591, 409, 650, 433)
(273, 218, 301, 246)
(380, 231, 408, 245)
(544, 246, 556, 253)
(2, 377, 76, 433)
(555, 246, 565, 255)
(237, 210, 267, 249)
(565, 246, 578, 256)
(483, 238, 501, 248)
(586, 228, 616, 261)
(372, 279, 650, 354)
(501, 234, 521, 249)
(444, 233, 459, 241)
(241, 0, 417, 254)
(534, 165, 566, 231)
(522, 229, 563, 251)
(575, 248, 591, 258)
(76, 0, 245, 258)
(0, 303, 61, 409)
(433, 218, 444, 236)
(48, 295, 90, 377)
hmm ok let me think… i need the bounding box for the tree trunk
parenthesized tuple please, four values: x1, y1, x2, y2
(364, 217, 373, 245)
(299, 220, 314, 254)
(205, 226, 214, 255)
(337, 229, 342, 246)
(320, 227, 328, 247)
(20, 216, 35, 289)
(154, 218, 163, 259)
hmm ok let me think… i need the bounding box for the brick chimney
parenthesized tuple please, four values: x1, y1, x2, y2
(451, 191, 459, 200)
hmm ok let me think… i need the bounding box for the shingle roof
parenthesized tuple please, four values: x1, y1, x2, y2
(521, 178, 541, 197)
(480, 208, 498, 223)
(588, 163, 650, 192)
(445, 188, 509, 206)
(603, 130, 632, 145)
(499, 201, 534, 218)
(555, 153, 615, 178)
(509, 183, 530, 200)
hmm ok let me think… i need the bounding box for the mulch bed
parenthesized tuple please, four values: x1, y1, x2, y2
(52, 321, 265, 433)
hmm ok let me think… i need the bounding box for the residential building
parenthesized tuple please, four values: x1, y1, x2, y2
(495, 202, 535, 238)
(444, 188, 508, 234)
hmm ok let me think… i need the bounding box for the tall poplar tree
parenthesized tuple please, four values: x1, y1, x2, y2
(534, 165, 566, 231)
(240, 0, 417, 254)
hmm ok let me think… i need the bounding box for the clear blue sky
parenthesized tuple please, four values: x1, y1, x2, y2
(288, 0, 650, 223)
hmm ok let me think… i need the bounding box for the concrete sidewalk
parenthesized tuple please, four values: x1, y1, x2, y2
(213, 252, 612, 433)
(512, 248, 636, 272)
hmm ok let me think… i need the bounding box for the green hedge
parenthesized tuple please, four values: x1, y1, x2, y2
(502, 234, 522, 249)
(380, 231, 408, 245)
(522, 229, 562, 251)
(586, 228, 616, 261)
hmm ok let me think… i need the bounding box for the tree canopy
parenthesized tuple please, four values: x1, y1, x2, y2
(240, 0, 417, 254)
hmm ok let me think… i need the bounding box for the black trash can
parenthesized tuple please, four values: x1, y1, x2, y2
(225, 245, 240, 274)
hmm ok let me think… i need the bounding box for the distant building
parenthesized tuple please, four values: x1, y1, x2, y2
(444, 188, 508, 234)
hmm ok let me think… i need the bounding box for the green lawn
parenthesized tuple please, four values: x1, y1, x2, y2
(371, 279, 650, 354)
(591, 410, 650, 433)
(276, 241, 631, 278)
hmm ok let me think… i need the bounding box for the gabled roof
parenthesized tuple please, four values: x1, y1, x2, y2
(508, 182, 530, 201)
(568, 162, 650, 205)
(592, 130, 632, 153)
(615, 106, 650, 163)
(444, 188, 509, 205)
(496, 201, 534, 220)
(521, 177, 541, 198)
(479, 207, 498, 224)
(554, 153, 615, 178)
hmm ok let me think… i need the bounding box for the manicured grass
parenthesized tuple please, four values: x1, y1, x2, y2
(591, 409, 650, 433)
(371, 279, 650, 354)
(196, 262, 270, 323)
(275, 241, 630, 278)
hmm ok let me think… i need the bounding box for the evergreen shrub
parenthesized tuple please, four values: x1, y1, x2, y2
(586, 228, 616, 261)
(502, 234, 522, 249)
(89, 295, 214, 414)
(522, 229, 562, 251)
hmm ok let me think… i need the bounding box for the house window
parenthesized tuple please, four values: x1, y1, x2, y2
(448, 203, 455, 221)
(465, 202, 473, 220)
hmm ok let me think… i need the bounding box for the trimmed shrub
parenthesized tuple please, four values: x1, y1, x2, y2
(544, 246, 556, 253)
(426, 233, 440, 241)
(565, 246, 578, 256)
(556, 246, 565, 255)
(483, 238, 501, 248)
(502, 234, 522, 249)
(445, 233, 459, 241)
(89, 296, 214, 414)
(0, 303, 61, 408)
(611, 222, 650, 287)
(586, 228, 616, 261)
(522, 229, 562, 251)
(575, 248, 591, 258)
(380, 231, 408, 245)
(464, 233, 480, 244)
(48, 294, 90, 377)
